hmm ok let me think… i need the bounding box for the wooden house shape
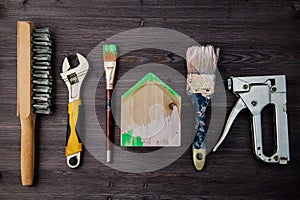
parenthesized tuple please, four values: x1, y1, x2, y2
(121, 72, 181, 147)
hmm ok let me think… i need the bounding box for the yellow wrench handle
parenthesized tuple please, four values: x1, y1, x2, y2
(65, 100, 82, 156)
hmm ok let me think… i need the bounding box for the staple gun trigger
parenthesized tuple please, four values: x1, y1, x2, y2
(213, 98, 247, 152)
(60, 53, 89, 168)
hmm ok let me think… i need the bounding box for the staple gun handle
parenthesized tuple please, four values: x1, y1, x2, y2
(252, 102, 289, 164)
(213, 98, 246, 152)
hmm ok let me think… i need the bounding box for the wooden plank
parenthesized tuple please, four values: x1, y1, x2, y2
(2, 0, 298, 20)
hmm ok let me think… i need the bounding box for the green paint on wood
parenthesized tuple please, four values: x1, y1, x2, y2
(103, 44, 117, 55)
(121, 72, 181, 99)
(121, 130, 144, 146)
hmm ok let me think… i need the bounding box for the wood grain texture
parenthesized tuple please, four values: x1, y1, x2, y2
(1, 0, 300, 199)
(120, 73, 181, 147)
(17, 21, 36, 186)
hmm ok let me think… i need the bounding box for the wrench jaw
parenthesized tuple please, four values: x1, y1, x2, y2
(76, 53, 89, 67)
(62, 56, 71, 73)
(60, 53, 89, 102)
(61, 53, 89, 74)
(67, 152, 81, 169)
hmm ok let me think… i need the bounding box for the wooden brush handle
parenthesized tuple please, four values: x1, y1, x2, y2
(20, 115, 36, 186)
(17, 21, 36, 186)
(106, 89, 113, 160)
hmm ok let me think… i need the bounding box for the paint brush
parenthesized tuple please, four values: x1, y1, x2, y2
(103, 44, 117, 163)
(186, 45, 219, 171)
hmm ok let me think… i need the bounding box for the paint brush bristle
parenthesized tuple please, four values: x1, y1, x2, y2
(186, 45, 219, 74)
(103, 44, 117, 62)
(103, 44, 117, 89)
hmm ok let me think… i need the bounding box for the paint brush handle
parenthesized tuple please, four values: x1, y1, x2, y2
(20, 115, 36, 186)
(106, 89, 113, 162)
(187, 92, 210, 171)
(192, 94, 209, 149)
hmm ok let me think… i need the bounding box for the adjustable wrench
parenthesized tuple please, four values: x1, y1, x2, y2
(60, 53, 89, 168)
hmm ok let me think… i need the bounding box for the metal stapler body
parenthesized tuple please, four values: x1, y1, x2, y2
(213, 75, 290, 164)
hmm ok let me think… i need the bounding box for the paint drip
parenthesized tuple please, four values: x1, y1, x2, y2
(121, 105, 181, 146)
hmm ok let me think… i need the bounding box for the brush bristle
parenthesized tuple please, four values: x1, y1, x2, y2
(186, 45, 219, 74)
(32, 27, 53, 115)
(103, 44, 117, 62)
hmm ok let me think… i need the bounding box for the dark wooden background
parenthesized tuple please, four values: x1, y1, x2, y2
(1, 0, 300, 199)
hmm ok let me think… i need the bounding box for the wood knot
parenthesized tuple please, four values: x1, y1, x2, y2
(291, 3, 300, 11)
(169, 103, 176, 110)
(143, 183, 148, 189)
(140, 19, 145, 27)
(22, 0, 28, 5)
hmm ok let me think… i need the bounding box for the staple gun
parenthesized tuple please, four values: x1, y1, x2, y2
(213, 75, 290, 164)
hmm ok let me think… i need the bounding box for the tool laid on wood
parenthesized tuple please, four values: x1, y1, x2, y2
(17, 21, 53, 186)
(103, 44, 117, 163)
(213, 75, 290, 164)
(186, 45, 220, 171)
(60, 53, 89, 168)
(121, 72, 181, 147)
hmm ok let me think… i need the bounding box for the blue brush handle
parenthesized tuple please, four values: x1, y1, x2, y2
(187, 92, 210, 149)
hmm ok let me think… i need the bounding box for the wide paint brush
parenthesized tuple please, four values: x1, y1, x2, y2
(186, 45, 219, 171)
(103, 44, 117, 163)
